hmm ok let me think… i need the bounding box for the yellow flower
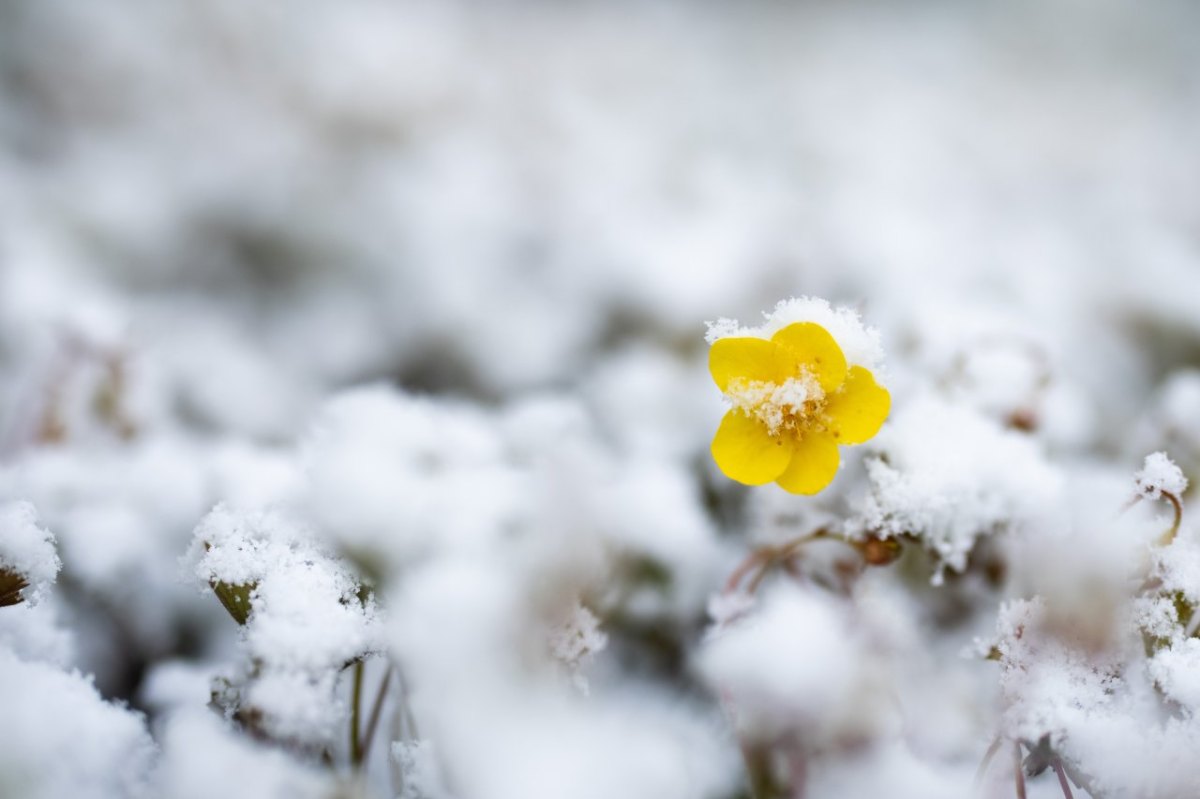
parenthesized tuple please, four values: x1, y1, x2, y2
(709, 322, 890, 494)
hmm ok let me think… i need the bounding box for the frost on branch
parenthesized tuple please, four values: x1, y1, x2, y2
(548, 601, 608, 693)
(989, 598, 1198, 798)
(1149, 638, 1200, 709)
(986, 555, 1200, 799)
(991, 598, 1120, 750)
(850, 395, 1061, 580)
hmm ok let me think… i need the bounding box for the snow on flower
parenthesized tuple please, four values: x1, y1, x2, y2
(706, 300, 890, 494)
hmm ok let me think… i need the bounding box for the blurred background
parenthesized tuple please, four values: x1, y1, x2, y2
(3, 0, 1199, 411)
(1, 0, 1199, 783)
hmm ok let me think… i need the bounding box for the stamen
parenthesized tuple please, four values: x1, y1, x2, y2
(725, 374, 825, 434)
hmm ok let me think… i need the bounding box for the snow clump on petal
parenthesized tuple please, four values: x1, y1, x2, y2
(706, 295, 885, 374)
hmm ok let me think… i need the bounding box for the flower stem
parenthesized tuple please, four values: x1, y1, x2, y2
(975, 737, 1002, 786)
(1157, 491, 1184, 546)
(361, 667, 393, 763)
(350, 658, 364, 767)
(1125, 491, 1185, 547)
(725, 549, 773, 594)
(724, 529, 836, 597)
(1052, 758, 1075, 799)
(739, 742, 788, 799)
(784, 736, 807, 799)
(1013, 742, 1027, 799)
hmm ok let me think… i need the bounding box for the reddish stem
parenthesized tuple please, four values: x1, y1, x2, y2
(1013, 742, 1027, 799)
(1052, 758, 1075, 799)
(974, 737, 1002, 786)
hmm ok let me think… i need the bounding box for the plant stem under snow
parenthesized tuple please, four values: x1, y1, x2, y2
(350, 659, 364, 767)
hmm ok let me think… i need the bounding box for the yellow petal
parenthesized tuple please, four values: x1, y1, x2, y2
(775, 432, 840, 495)
(770, 323, 847, 392)
(824, 366, 890, 445)
(711, 410, 793, 485)
(709, 337, 787, 391)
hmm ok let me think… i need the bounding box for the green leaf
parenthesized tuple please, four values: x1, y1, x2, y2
(211, 580, 256, 625)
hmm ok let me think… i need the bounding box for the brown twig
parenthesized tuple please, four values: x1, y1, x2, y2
(1123, 491, 1185, 547)
(724, 530, 854, 597)
(725, 549, 774, 594)
(1158, 491, 1184, 546)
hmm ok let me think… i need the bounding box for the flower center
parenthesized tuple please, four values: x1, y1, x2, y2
(725, 374, 826, 436)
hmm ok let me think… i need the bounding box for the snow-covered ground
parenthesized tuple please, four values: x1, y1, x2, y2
(1, 1, 1199, 797)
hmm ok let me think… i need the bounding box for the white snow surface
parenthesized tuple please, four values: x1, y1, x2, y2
(0, 650, 154, 799)
(698, 584, 892, 745)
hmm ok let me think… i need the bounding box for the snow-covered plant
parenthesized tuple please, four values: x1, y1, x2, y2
(850, 395, 1062, 581)
(966, 453, 1197, 798)
(1, 5, 1198, 793)
(188, 505, 382, 751)
(0, 501, 59, 607)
